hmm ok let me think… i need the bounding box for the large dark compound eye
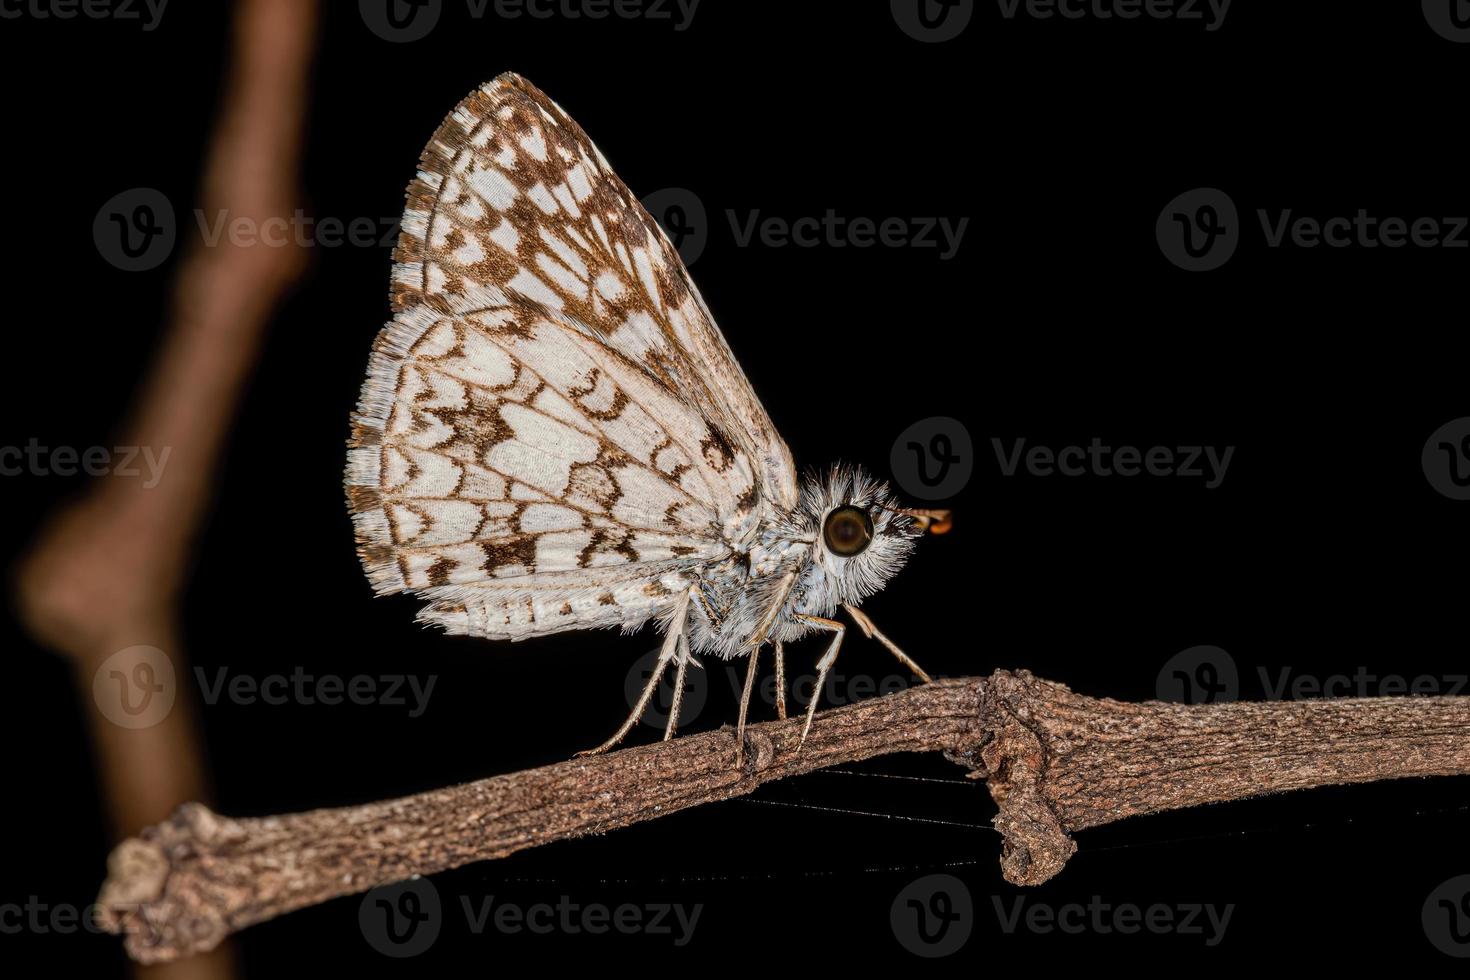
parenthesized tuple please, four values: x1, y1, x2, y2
(822, 506, 874, 557)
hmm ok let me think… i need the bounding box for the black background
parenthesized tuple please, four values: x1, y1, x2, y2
(3, 0, 1469, 972)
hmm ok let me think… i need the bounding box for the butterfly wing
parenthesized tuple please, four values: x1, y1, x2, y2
(347, 73, 793, 640)
(389, 72, 796, 516)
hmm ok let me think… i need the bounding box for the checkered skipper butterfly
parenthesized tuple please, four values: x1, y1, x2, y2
(346, 74, 949, 755)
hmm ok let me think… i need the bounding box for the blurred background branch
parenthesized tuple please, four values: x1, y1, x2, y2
(12, 1, 318, 976)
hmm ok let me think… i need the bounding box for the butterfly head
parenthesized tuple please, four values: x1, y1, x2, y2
(791, 465, 947, 610)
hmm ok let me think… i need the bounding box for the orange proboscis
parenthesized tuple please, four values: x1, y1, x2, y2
(890, 506, 953, 535)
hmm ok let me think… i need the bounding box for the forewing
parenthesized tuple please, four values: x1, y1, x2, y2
(388, 72, 797, 517)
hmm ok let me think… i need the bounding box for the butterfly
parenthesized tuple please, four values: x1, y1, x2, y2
(346, 73, 949, 757)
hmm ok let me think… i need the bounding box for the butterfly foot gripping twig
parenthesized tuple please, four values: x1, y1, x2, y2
(663, 635, 701, 742)
(773, 639, 788, 719)
(577, 591, 693, 757)
(792, 615, 848, 750)
(734, 640, 790, 767)
(787, 608, 933, 751)
(735, 644, 761, 767)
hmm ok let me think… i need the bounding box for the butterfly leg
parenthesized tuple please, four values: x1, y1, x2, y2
(843, 604, 933, 684)
(577, 590, 692, 756)
(734, 644, 761, 766)
(773, 640, 788, 720)
(728, 573, 798, 763)
(664, 632, 701, 742)
(793, 614, 846, 749)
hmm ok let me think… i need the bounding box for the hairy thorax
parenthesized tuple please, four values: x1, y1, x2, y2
(685, 530, 823, 659)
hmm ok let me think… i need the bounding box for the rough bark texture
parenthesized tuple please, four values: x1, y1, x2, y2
(970, 670, 1470, 885)
(97, 671, 1470, 963)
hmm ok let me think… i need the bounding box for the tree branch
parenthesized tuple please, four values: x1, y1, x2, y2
(97, 670, 1470, 963)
